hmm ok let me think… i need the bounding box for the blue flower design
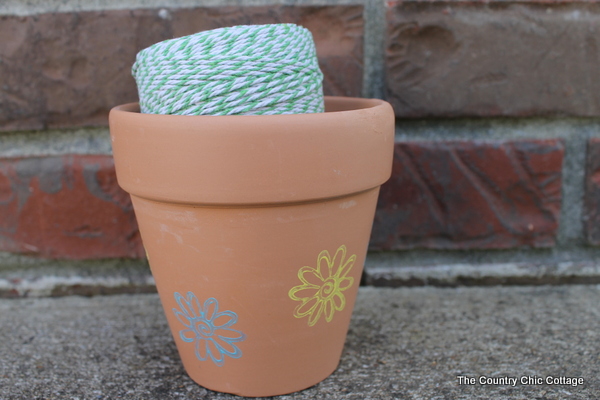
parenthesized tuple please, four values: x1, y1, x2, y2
(172, 292, 246, 367)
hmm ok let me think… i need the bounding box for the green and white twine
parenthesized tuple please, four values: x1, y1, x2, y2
(132, 24, 325, 116)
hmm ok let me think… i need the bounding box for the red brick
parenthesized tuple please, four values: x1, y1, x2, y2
(370, 140, 564, 250)
(0, 155, 143, 259)
(585, 139, 600, 244)
(386, 1, 600, 117)
(0, 6, 363, 131)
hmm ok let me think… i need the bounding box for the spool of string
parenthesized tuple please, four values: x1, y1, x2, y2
(132, 24, 325, 116)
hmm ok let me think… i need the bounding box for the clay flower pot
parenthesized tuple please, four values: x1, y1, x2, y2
(108, 96, 394, 397)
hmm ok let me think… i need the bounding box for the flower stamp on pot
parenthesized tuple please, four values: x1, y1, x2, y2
(289, 245, 356, 327)
(172, 291, 246, 367)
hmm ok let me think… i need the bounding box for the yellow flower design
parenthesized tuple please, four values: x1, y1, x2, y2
(288, 245, 356, 327)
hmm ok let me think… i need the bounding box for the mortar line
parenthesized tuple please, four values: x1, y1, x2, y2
(394, 117, 600, 141)
(1, 0, 368, 16)
(558, 129, 587, 246)
(362, 0, 386, 99)
(0, 128, 113, 158)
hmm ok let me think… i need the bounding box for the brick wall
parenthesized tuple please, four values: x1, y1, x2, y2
(2, 0, 600, 295)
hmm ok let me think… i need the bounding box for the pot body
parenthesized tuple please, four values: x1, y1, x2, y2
(109, 97, 394, 397)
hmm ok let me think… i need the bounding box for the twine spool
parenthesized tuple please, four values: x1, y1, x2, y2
(132, 24, 325, 116)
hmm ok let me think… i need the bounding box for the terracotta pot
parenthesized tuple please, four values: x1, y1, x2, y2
(109, 96, 394, 397)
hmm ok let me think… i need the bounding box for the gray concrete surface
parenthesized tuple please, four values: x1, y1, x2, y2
(1, 285, 598, 399)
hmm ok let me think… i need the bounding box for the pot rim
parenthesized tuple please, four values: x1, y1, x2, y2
(112, 96, 388, 120)
(109, 96, 395, 206)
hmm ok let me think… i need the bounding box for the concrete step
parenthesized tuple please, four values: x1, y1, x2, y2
(1, 285, 598, 399)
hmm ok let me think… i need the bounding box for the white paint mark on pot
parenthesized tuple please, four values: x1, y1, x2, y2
(160, 223, 183, 244)
(339, 200, 357, 209)
(164, 211, 198, 224)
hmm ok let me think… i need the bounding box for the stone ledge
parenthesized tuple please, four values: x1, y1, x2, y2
(364, 261, 600, 287)
(1, 285, 598, 399)
(3, 258, 600, 298)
